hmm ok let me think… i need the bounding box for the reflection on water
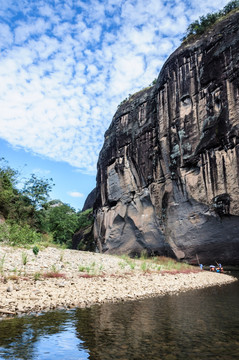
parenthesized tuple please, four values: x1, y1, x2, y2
(0, 276, 238, 360)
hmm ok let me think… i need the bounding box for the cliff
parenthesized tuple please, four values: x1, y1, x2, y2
(94, 10, 239, 265)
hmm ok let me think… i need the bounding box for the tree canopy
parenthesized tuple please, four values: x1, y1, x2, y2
(22, 174, 54, 209)
(0, 159, 94, 249)
(182, 0, 239, 41)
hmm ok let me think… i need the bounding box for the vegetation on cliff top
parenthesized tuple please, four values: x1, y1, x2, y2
(118, 78, 157, 108)
(0, 158, 93, 249)
(118, 1, 239, 110)
(182, 0, 239, 41)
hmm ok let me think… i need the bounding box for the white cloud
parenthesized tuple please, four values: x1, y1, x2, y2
(32, 168, 51, 176)
(0, 23, 13, 48)
(68, 191, 84, 198)
(14, 18, 50, 44)
(0, 0, 230, 174)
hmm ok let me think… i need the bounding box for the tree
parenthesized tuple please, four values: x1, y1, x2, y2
(182, 0, 239, 41)
(47, 203, 79, 245)
(0, 158, 24, 220)
(22, 174, 54, 209)
(223, 0, 239, 13)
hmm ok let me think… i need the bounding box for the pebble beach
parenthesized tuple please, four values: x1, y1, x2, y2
(0, 245, 237, 318)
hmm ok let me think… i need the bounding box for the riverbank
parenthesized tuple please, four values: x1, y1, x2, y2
(0, 245, 237, 317)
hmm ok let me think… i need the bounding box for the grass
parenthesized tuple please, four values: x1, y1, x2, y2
(78, 261, 103, 276)
(34, 272, 41, 281)
(118, 261, 126, 270)
(51, 264, 58, 273)
(119, 255, 136, 270)
(78, 265, 86, 272)
(117, 253, 196, 274)
(0, 254, 5, 275)
(99, 264, 104, 271)
(21, 252, 28, 266)
(151, 256, 192, 271)
(140, 261, 149, 272)
(59, 251, 64, 262)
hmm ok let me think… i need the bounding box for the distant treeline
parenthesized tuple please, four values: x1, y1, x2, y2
(0, 158, 93, 248)
(182, 0, 239, 41)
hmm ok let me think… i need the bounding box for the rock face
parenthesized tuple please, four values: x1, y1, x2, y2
(94, 11, 239, 265)
(82, 188, 96, 212)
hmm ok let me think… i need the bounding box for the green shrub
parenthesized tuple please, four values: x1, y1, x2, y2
(0, 222, 42, 245)
(78, 208, 93, 229)
(47, 203, 79, 245)
(32, 245, 39, 256)
(0, 223, 10, 242)
(9, 223, 42, 245)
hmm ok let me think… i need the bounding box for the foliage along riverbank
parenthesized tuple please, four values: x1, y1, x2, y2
(0, 158, 94, 250)
(0, 245, 237, 318)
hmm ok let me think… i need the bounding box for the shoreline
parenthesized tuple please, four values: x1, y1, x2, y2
(0, 246, 237, 318)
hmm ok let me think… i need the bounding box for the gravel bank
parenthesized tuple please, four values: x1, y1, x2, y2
(0, 245, 237, 317)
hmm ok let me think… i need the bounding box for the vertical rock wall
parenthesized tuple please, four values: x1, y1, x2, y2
(94, 11, 239, 264)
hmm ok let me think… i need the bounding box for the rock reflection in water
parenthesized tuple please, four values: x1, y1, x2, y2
(74, 281, 239, 360)
(0, 279, 238, 360)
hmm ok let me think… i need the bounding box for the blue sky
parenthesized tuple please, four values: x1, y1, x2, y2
(0, 0, 229, 210)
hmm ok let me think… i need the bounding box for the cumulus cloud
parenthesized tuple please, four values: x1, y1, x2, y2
(0, 0, 230, 174)
(67, 191, 84, 198)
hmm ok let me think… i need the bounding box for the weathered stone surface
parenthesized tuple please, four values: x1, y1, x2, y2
(82, 188, 96, 212)
(94, 11, 239, 265)
(72, 224, 95, 251)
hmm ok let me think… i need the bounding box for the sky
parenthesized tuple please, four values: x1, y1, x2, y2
(0, 0, 229, 210)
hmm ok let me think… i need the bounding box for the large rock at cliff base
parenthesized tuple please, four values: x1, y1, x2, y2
(94, 10, 239, 265)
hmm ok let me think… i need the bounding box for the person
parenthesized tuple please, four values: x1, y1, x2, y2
(199, 264, 203, 270)
(216, 263, 224, 272)
(210, 265, 215, 271)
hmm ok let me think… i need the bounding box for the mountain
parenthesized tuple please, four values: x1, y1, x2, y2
(93, 10, 239, 265)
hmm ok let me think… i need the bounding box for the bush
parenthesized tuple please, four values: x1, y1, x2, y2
(0, 222, 42, 246)
(32, 245, 39, 256)
(78, 208, 93, 229)
(182, 0, 239, 41)
(0, 222, 10, 242)
(47, 203, 79, 245)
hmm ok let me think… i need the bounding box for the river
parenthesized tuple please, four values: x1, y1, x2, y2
(0, 273, 238, 360)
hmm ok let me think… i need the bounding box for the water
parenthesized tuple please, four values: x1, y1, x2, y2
(0, 275, 238, 360)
